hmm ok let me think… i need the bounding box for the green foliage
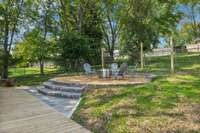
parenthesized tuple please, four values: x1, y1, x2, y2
(0, 48, 17, 78)
(56, 33, 101, 71)
(78, 0, 103, 64)
(101, 0, 124, 59)
(178, 0, 200, 42)
(73, 53, 200, 133)
(2, 0, 200, 75)
(173, 23, 195, 47)
(55, 0, 103, 70)
(120, 0, 181, 62)
(13, 29, 54, 67)
(24, 0, 57, 34)
(80, 0, 103, 41)
(0, 0, 25, 79)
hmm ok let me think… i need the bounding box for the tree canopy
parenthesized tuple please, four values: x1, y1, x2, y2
(1, 0, 199, 78)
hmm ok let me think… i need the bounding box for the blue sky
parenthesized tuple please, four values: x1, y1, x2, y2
(158, 4, 200, 48)
(178, 4, 200, 24)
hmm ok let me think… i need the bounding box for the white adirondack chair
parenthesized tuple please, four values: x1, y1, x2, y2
(111, 63, 119, 78)
(83, 63, 95, 75)
(118, 63, 128, 79)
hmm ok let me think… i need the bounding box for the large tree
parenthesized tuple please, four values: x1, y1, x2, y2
(79, 0, 103, 64)
(14, 29, 54, 73)
(173, 23, 195, 47)
(56, 0, 103, 66)
(179, 0, 200, 40)
(120, 0, 180, 62)
(0, 0, 24, 79)
(24, 0, 57, 74)
(101, 0, 124, 61)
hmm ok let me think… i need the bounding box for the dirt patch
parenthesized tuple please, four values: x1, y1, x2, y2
(74, 95, 200, 133)
(54, 75, 150, 86)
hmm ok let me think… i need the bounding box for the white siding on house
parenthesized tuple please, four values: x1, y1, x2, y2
(146, 48, 171, 57)
(186, 43, 200, 53)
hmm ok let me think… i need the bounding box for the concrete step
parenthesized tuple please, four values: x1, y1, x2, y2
(37, 87, 82, 99)
(43, 82, 85, 93)
(49, 79, 82, 87)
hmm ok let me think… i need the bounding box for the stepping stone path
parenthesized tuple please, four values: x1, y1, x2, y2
(38, 80, 86, 99)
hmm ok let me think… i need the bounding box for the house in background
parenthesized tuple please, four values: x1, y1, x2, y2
(146, 48, 171, 57)
(186, 38, 200, 53)
(146, 38, 200, 57)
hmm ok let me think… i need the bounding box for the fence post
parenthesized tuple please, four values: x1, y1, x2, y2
(101, 48, 105, 69)
(170, 36, 174, 74)
(140, 42, 144, 70)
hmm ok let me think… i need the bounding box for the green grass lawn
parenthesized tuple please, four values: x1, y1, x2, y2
(9, 67, 58, 77)
(8, 67, 61, 86)
(145, 53, 200, 73)
(72, 53, 200, 133)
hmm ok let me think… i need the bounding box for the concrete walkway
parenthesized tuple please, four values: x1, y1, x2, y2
(0, 87, 90, 133)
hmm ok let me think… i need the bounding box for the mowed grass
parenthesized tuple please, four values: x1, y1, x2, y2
(72, 53, 200, 133)
(9, 67, 58, 77)
(144, 53, 200, 74)
(8, 67, 61, 86)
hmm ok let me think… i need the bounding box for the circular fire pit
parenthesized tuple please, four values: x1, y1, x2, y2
(52, 74, 154, 88)
(98, 69, 111, 79)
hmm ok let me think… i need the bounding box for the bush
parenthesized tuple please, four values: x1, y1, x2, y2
(55, 33, 101, 71)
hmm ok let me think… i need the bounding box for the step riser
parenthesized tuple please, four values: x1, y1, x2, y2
(38, 89, 81, 99)
(44, 84, 84, 93)
(49, 80, 82, 87)
(38, 79, 86, 99)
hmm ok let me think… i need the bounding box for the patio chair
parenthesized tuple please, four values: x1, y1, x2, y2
(118, 63, 128, 79)
(83, 63, 95, 75)
(111, 63, 119, 78)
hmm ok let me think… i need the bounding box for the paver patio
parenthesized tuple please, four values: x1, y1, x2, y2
(52, 74, 155, 87)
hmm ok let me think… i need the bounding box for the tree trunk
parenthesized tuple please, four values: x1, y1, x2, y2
(170, 36, 174, 74)
(2, 52, 9, 79)
(140, 42, 144, 70)
(2, 15, 9, 79)
(77, 3, 83, 33)
(109, 50, 114, 63)
(40, 60, 44, 75)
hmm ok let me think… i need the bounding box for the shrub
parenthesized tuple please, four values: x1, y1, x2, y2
(55, 33, 101, 71)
